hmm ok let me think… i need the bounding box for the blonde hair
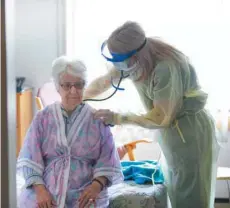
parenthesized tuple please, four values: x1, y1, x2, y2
(108, 21, 187, 77)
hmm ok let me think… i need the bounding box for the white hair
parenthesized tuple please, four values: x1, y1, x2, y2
(51, 56, 87, 89)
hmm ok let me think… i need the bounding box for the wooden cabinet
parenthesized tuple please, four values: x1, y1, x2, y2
(16, 88, 33, 156)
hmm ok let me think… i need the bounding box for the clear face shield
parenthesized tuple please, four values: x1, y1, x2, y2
(101, 40, 143, 74)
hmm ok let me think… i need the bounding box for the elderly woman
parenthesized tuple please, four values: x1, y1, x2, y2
(17, 56, 123, 208)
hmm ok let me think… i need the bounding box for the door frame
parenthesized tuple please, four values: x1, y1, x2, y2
(1, 0, 17, 207)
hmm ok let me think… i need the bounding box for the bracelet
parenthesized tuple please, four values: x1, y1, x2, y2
(92, 179, 104, 191)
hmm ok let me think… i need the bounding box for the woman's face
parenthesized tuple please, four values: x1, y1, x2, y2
(58, 73, 85, 109)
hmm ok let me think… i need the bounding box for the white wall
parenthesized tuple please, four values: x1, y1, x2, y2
(15, 0, 66, 93)
(121, 141, 161, 161)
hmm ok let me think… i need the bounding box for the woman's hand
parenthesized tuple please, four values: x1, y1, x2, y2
(78, 181, 102, 208)
(33, 184, 56, 208)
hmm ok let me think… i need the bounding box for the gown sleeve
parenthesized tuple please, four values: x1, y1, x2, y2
(114, 61, 184, 129)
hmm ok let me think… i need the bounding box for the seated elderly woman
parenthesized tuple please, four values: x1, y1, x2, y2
(17, 56, 123, 208)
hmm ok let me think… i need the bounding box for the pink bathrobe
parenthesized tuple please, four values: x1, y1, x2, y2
(17, 102, 123, 208)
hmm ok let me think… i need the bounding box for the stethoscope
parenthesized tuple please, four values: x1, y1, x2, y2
(82, 39, 146, 126)
(83, 70, 129, 102)
(83, 71, 129, 127)
(83, 38, 147, 102)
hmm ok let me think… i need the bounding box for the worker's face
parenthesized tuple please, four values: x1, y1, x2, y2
(107, 42, 138, 71)
(112, 56, 138, 72)
(126, 56, 145, 81)
(58, 73, 85, 108)
(127, 56, 137, 67)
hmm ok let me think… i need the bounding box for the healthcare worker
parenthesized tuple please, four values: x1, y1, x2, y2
(83, 21, 220, 208)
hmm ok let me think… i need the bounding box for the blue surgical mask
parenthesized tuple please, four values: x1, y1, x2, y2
(113, 61, 138, 72)
(129, 66, 143, 81)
